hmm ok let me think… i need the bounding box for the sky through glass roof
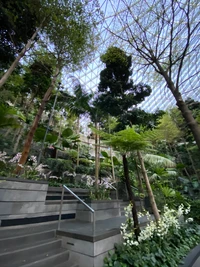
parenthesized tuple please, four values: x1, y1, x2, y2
(63, 0, 200, 113)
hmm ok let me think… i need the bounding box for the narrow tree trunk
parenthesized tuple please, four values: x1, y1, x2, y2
(0, 20, 45, 88)
(12, 127, 21, 143)
(94, 121, 99, 191)
(76, 116, 80, 166)
(135, 157, 144, 194)
(122, 154, 140, 239)
(110, 148, 116, 182)
(15, 67, 60, 174)
(184, 141, 200, 181)
(5, 128, 12, 137)
(173, 144, 191, 180)
(13, 124, 25, 153)
(137, 151, 160, 222)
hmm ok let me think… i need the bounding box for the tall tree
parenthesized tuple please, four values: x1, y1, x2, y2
(63, 84, 92, 165)
(96, 46, 151, 129)
(111, 0, 200, 150)
(0, 0, 100, 88)
(105, 128, 160, 238)
(15, 1, 98, 174)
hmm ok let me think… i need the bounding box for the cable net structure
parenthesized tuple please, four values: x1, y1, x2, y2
(63, 0, 200, 112)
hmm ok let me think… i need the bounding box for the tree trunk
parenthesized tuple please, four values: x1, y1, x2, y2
(154, 61, 200, 150)
(0, 20, 45, 88)
(173, 144, 191, 180)
(137, 151, 160, 222)
(135, 157, 144, 194)
(76, 116, 80, 166)
(15, 67, 60, 174)
(13, 124, 25, 153)
(94, 121, 99, 191)
(184, 141, 200, 181)
(122, 154, 140, 239)
(110, 148, 116, 181)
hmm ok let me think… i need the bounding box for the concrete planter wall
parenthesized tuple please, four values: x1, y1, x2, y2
(76, 200, 120, 222)
(0, 178, 77, 226)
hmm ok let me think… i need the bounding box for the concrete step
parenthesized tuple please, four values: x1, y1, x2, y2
(0, 238, 62, 267)
(55, 258, 79, 267)
(19, 249, 70, 267)
(45, 200, 78, 205)
(0, 230, 55, 253)
(0, 221, 59, 239)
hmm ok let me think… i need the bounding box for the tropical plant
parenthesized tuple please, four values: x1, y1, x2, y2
(102, 127, 160, 238)
(96, 46, 152, 130)
(0, 104, 25, 128)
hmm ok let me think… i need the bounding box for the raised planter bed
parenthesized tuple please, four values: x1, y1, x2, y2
(76, 199, 121, 222)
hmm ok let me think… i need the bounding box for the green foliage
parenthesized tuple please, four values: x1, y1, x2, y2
(22, 61, 53, 99)
(48, 179, 90, 189)
(62, 128, 73, 137)
(45, 158, 74, 176)
(75, 164, 95, 175)
(64, 84, 92, 117)
(60, 128, 80, 148)
(34, 127, 58, 143)
(89, 186, 111, 200)
(104, 227, 200, 267)
(105, 128, 149, 153)
(152, 183, 188, 211)
(0, 104, 25, 128)
(154, 112, 182, 144)
(0, 0, 40, 70)
(104, 204, 200, 267)
(187, 199, 200, 224)
(96, 46, 152, 129)
(144, 154, 176, 168)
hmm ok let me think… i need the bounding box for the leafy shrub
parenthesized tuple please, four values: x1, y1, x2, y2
(45, 158, 74, 176)
(89, 186, 111, 200)
(187, 199, 200, 224)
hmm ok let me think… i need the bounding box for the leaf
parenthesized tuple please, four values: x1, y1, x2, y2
(144, 154, 176, 168)
(62, 128, 73, 138)
(101, 151, 109, 158)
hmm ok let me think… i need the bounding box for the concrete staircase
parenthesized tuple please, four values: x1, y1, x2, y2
(0, 222, 78, 267)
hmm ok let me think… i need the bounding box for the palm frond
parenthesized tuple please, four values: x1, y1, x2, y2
(144, 154, 176, 168)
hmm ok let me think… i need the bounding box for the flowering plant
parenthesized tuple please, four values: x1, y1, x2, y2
(121, 203, 193, 247)
(104, 203, 200, 267)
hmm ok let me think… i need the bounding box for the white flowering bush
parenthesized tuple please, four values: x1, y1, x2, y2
(121, 203, 194, 248)
(0, 151, 49, 180)
(104, 203, 200, 267)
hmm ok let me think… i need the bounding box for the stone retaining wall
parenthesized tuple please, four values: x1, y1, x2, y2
(0, 178, 77, 226)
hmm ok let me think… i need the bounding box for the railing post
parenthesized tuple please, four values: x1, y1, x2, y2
(93, 212, 95, 236)
(58, 186, 65, 230)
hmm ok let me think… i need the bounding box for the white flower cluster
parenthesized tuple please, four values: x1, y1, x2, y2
(28, 155, 37, 165)
(121, 203, 192, 246)
(9, 152, 22, 163)
(0, 152, 8, 163)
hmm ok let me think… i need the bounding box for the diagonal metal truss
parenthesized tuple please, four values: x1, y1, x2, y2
(63, 0, 200, 113)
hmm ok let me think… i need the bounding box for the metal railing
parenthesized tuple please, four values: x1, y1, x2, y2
(58, 185, 95, 235)
(107, 182, 118, 200)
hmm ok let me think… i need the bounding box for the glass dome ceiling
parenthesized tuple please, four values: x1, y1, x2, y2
(63, 0, 200, 113)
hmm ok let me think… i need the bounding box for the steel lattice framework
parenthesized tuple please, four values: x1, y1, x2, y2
(63, 0, 200, 112)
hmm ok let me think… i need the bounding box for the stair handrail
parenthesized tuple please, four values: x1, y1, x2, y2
(107, 182, 118, 199)
(58, 184, 95, 235)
